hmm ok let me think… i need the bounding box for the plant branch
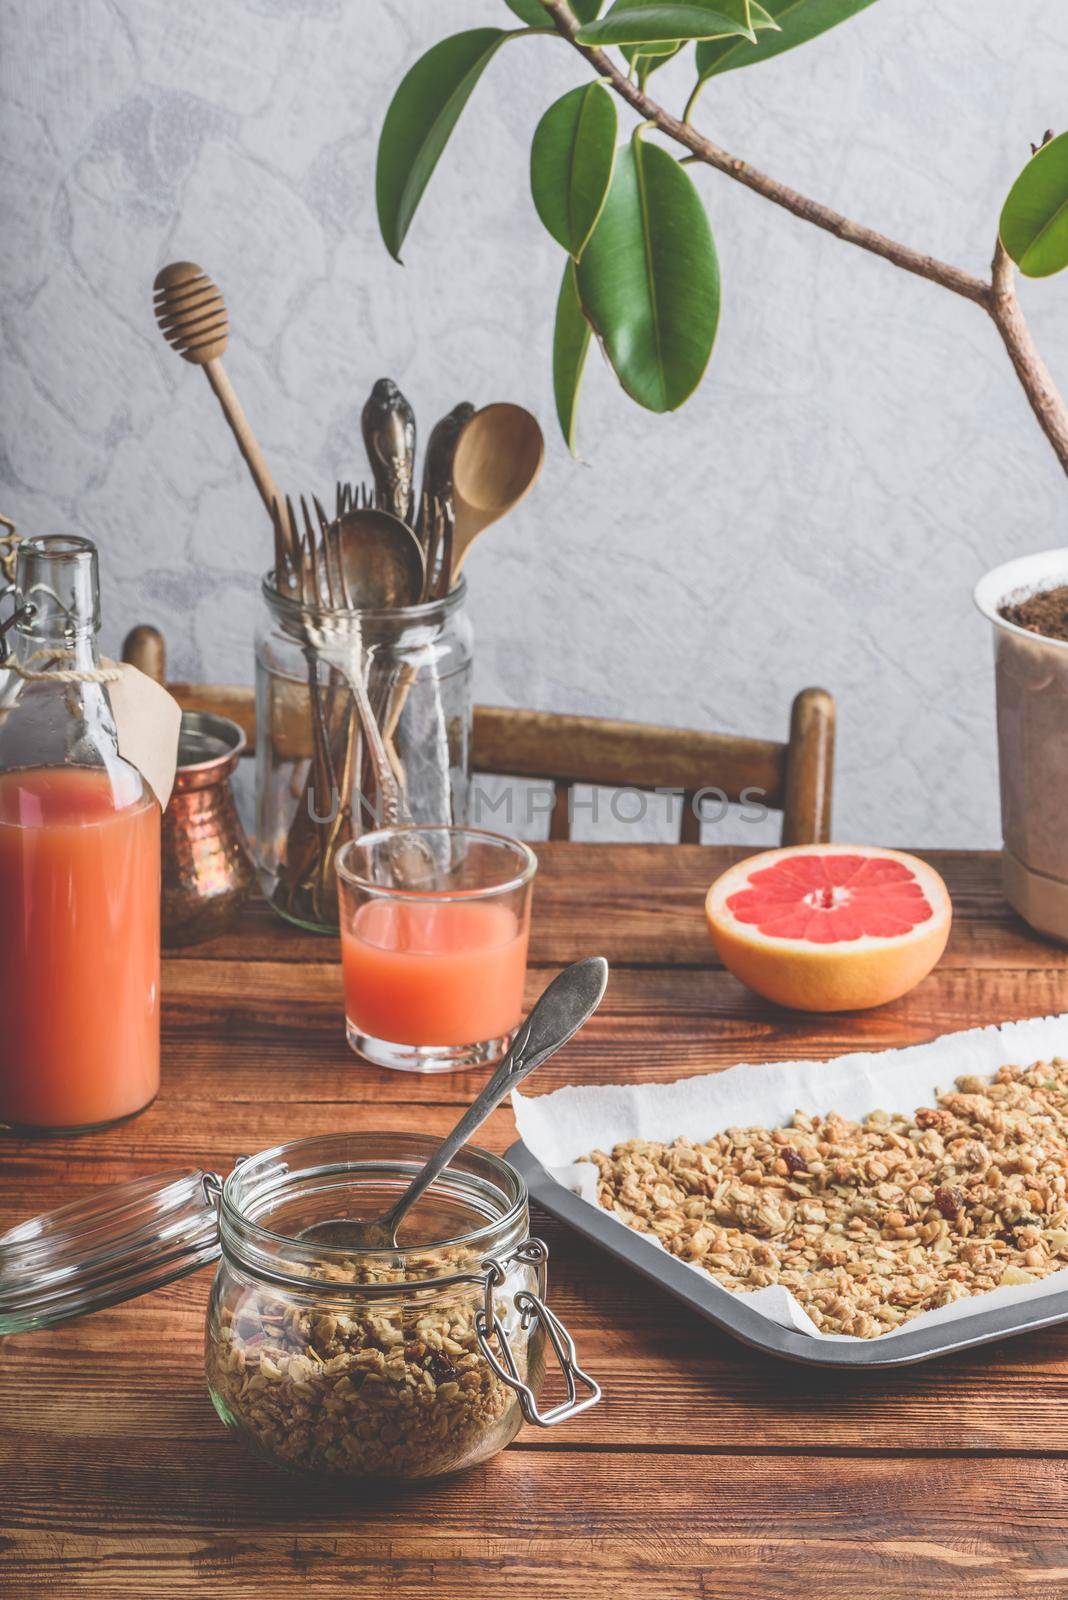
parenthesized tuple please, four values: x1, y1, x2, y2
(990, 240, 1068, 470)
(540, 0, 989, 304)
(538, 0, 1068, 476)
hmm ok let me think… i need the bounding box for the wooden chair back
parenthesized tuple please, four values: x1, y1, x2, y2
(122, 625, 834, 845)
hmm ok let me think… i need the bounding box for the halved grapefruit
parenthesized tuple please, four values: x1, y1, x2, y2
(705, 845, 952, 1012)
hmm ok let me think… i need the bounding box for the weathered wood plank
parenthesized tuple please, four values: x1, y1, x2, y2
(162, 846, 1057, 972)
(0, 1103, 522, 1200)
(157, 956, 1068, 1041)
(1, 1447, 1065, 1600)
(5, 842, 1068, 1600)
(4, 1220, 1068, 1457)
(153, 960, 1068, 1103)
(6, 966, 1067, 1182)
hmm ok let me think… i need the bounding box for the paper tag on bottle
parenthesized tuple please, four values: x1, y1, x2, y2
(103, 659, 181, 809)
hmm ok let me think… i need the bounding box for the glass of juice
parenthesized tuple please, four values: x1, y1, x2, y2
(335, 826, 536, 1073)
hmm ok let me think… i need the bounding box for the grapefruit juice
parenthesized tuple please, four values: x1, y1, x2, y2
(341, 898, 528, 1048)
(336, 826, 537, 1073)
(0, 765, 161, 1130)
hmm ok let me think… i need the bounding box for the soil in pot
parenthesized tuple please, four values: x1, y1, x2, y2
(1000, 586, 1068, 642)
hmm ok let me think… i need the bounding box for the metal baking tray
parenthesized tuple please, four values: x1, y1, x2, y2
(507, 1138, 1068, 1368)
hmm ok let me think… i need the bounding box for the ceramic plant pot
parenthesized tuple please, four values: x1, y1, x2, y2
(975, 548, 1068, 942)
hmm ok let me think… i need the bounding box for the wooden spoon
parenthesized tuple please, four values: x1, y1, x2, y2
(450, 403, 544, 578)
(152, 261, 291, 574)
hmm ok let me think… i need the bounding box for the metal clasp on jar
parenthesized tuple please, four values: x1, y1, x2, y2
(474, 1238, 601, 1427)
(0, 588, 34, 666)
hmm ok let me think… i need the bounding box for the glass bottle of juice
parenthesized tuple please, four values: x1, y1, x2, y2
(0, 535, 160, 1131)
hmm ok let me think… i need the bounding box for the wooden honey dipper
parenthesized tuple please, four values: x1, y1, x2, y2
(152, 261, 290, 572)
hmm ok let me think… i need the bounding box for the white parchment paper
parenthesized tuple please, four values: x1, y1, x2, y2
(512, 1013, 1068, 1341)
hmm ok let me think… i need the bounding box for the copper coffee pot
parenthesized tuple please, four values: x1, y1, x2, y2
(163, 711, 255, 946)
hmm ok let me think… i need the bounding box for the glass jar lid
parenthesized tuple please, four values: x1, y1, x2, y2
(0, 1168, 222, 1335)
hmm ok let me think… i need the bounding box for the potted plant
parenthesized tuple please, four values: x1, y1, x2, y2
(373, 0, 1068, 932)
(974, 555, 1068, 942)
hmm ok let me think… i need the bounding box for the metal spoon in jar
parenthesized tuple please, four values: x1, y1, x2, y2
(360, 377, 417, 525)
(301, 957, 609, 1252)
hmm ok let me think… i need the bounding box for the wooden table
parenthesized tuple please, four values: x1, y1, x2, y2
(4, 844, 1068, 1600)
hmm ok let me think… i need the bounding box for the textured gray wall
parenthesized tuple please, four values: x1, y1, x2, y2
(3, 0, 1067, 845)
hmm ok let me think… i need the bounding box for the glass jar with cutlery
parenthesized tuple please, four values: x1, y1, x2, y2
(255, 576, 473, 933)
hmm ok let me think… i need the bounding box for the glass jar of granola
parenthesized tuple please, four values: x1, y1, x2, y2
(0, 1133, 599, 1481)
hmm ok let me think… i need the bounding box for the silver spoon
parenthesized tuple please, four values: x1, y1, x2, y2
(361, 378, 416, 525)
(304, 501, 434, 878)
(329, 507, 424, 611)
(301, 957, 609, 1252)
(416, 401, 474, 548)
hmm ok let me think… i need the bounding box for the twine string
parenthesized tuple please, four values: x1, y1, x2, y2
(0, 534, 120, 683)
(5, 647, 122, 684)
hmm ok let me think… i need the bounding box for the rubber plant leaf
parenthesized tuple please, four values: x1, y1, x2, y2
(377, 29, 526, 262)
(622, 40, 684, 85)
(617, 0, 777, 83)
(575, 134, 720, 412)
(694, 0, 878, 79)
(577, 2, 756, 47)
(531, 82, 618, 259)
(744, 1, 781, 31)
(554, 257, 592, 452)
(736, 2, 781, 33)
(624, 0, 775, 78)
(1000, 132, 1068, 279)
(680, 0, 778, 38)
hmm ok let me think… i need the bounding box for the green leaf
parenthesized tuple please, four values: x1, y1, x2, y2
(698, 0, 780, 33)
(694, 0, 877, 80)
(506, 0, 603, 19)
(642, 0, 773, 70)
(575, 134, 720, 412)
(531, 83, 617, 259)
(623, 40, 683, 85)
(577, 2, 756, 47)
(1000, 132, 1068, 279)
(554, 258, 592, 452)
(620, 0, 776, 85)
(377, 29, 522, 262)
(624, 39, 682, 63)
(741, 2, 781, 30)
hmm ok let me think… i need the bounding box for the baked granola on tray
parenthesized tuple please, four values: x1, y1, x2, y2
(583, 1057, 1068, 1337)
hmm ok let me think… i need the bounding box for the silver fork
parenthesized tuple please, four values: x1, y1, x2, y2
(310, 502, 440, 881)
(293, 497, 403, 828)
(334, 481, 377, 520)
(269, 498, 341, 912)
